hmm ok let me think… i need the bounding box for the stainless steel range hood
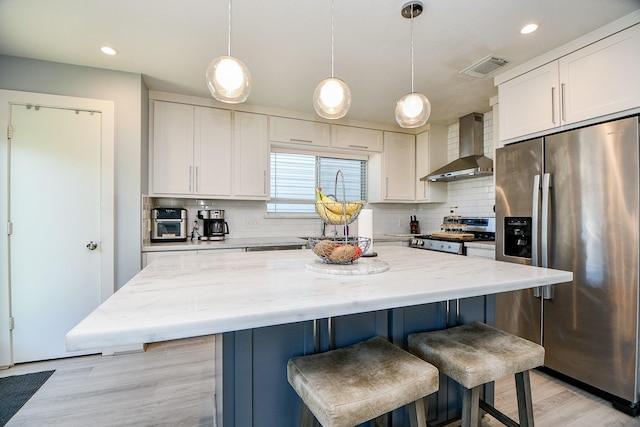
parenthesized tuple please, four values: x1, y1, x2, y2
(421, 112, 493, 182)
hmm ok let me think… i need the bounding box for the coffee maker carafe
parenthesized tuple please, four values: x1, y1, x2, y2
(197, 209, 230, 241)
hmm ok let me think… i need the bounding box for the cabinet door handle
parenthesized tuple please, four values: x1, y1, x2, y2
(385, 177, 389, 198)
(348, 144, 368, 149)
(561, 83, 566, 122)
(195, 166, 199, 193)
(189, 166, 193, 192)
(551, 87, 556, 125)
(263, 170, 267, 195)
(290, 138, 313, 143)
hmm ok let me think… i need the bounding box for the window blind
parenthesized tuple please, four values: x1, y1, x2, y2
(268, 150, 367, 213)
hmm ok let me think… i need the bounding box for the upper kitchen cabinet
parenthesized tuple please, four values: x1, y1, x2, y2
(498, 62, 559, 141)
(234, 112, 269, 199)
(150, 101, 268, 199)
(151, 101, 231, 196)
(269, 116, 330, 147)
(331, 125, 383, 152)
(415, 125, 447, 203)
(498, 23, 640, 142)
(559, 24, 640, 124)
(368, 132, 415, 202)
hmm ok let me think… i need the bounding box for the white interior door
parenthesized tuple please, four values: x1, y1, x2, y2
(10, 104, 103, 363)
(0, 90, 115, 365)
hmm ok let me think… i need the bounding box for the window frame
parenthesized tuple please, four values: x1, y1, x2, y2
(267, 147, 368, 215)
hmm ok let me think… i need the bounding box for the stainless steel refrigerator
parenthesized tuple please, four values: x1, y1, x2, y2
(495, 115, 640, 414)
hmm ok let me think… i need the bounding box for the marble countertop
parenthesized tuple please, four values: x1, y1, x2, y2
(142, 235, 407, 252)
(66, 247, 572, 351)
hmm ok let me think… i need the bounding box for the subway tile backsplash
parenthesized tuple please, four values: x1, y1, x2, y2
(142, 111, 495, 244)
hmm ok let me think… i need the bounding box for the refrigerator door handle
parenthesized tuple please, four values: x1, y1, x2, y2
(542, 284, 554, 300)
(541, 173, 552, 269)
(532, 174, 542, 298)
(532, 175, 541, 267)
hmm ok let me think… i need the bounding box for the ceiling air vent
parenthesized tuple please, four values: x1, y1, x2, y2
(460, 55, 509, 78)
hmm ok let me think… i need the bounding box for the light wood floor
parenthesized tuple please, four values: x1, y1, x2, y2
(1, 335, 639, 426)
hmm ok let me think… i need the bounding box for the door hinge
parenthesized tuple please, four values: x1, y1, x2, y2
(7, 222, 12, 235)
(9, 317, 14, 331)
(7, 125, 13, 140)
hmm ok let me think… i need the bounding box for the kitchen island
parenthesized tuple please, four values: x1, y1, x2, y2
(66, 246, 572, 427)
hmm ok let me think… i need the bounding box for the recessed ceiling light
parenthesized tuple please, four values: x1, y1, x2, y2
(520, 23, 539, 35)
(100, 46, 118, 56)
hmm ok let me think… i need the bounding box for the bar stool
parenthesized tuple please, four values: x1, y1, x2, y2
(408, 322, 544, 427)
(287, 336, 439, 427)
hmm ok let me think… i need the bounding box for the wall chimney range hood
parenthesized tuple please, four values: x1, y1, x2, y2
(421, 112, 493, 182)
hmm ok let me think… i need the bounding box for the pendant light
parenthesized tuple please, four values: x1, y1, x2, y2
(313, 0, 351, 119)
(206, 0, 251, 103)
(395, 1, 431, 128)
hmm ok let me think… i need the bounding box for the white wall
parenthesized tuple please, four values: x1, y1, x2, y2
(0, 55, 147, 289)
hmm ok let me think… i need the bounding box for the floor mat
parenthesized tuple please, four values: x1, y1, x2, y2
(0, 370, 55, 426)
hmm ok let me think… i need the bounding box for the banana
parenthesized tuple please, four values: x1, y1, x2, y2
(315, 201, 351, 224)
(315, 187, 363, 216)
(343, 201, 363, 216)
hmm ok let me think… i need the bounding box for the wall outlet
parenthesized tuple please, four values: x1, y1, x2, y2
(398, 217, 407, 228)
(245, 219, 260, 229)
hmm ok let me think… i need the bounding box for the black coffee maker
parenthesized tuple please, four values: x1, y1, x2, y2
(197, 209, 230, 241)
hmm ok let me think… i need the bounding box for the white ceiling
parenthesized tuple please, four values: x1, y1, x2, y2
(1, 0, 639, 126)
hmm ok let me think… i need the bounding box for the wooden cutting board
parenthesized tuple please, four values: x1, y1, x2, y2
(431, 231, 476, 240)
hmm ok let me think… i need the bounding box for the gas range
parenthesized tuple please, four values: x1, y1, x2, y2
(409, 217, 495, 255)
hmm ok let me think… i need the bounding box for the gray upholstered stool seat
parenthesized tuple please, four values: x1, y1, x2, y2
(408, 322, 544, 427)
(287, 336, 439, 427)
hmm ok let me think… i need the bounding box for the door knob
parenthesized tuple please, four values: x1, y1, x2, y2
(86, 241, 98, 250)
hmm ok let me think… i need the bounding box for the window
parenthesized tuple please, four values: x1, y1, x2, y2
(268, 149, 367, 213)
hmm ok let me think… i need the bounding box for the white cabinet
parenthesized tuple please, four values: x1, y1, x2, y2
(368, 132, 415, 202)
(151, 101, 194, 194)
(559, 24, 640, 124)
(151, 101, 231, 196)
(150, 102, 268, 199)
(234, 112, 269, 199)
(466, 243, 496, 260)
(415, 126, 448, 203)
(331, 125, 383, 152)
(195, 107, 232, 195)
(269, 116, 330, 147)
(498, 24, 640, 141)
(369, 128, 448, 203)
(498, 62, 559, 140)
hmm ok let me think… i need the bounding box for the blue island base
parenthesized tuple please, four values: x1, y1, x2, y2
(217, 296, 495, 427)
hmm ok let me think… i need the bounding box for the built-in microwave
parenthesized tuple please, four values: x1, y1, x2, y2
(151, 208, 188, 242)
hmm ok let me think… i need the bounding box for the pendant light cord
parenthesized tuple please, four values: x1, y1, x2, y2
(330, 0, 335, 78)
(227, 0, 232, 56)
(410, 3, 415, 93)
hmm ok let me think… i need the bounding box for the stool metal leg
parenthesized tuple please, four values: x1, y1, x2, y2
(515, 371, 535, 427)
(461, 386, 481, 427)
(409, 397, 428, 427)
(299, 402, 317, 427)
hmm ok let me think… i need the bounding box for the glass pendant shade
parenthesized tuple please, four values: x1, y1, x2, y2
(313, 77, 351, 119)
(206, 55, 251, 104)
(395, 92, 431, 128)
